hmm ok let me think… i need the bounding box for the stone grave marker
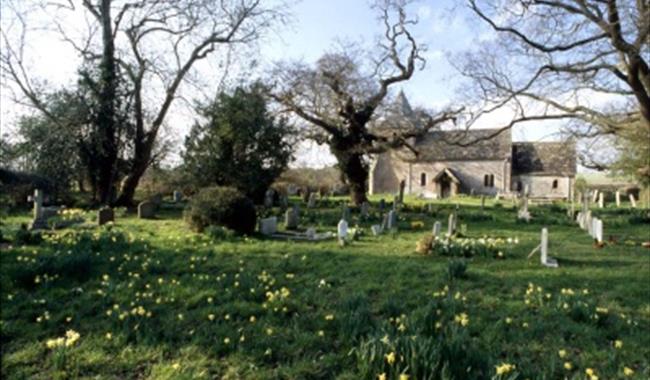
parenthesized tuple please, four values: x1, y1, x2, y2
(480, 195, 486, 211)
(427, 203, 434, 213)
(264, 189, 275, 208)
(279, 195, 289, 211)
(447, 213, 456, 236)
(386, 210, 397, 230)
(517, 195, 531, 221)
(29, 189, 48, 230)
(398, 180, 405, 204)
(341, 204, 350, 221)
(307, 192, 318, 208)
(592, 190, 599, 203)
(629, 194, 637, 208)
(540, 228, 558, 268)
(173, 190, 183, 203)
(585, 211, 593, 235)
(285, 207, 299, 230)
(392, 195, 399, 210)
(432, 221, 441, 237)
(98, 207, 114, 226)
(615, 191, 621, 207)
(306, 227, 316, 240)
(138, 201, 156, 219)
(594, 218, 603, 243)
(598, 192, 604, 208)
(360, 201, 370, 219)
(259, 216, 278, 235)
(337, 219, 348, 242)
(371, 224, 383, 236)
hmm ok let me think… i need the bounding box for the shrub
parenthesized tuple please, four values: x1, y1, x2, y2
(205, 225, 236, 240)
(184, 186, 256, 234)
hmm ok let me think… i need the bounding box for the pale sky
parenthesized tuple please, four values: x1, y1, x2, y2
(1, 0, 571, 168)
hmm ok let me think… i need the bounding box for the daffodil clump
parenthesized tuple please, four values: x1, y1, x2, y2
(46, 330, 80, 349)
(416, 234, 518, 258)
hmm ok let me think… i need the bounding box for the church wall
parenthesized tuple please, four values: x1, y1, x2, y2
(369, 153, 401, 195)
(511, 175, 572, 199)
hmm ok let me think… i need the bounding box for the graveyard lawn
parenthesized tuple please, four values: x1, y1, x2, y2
(1, 197, 649, 379)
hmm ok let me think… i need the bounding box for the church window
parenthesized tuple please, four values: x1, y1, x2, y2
(420, 173, 426, 186)
(552, 179, 558, 189)
(484, 174, 489, 187)
(489, 174, 495, 187)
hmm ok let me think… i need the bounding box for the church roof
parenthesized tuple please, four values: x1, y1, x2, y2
(512, 142, 576, 176)
(404, 128, 512, 161)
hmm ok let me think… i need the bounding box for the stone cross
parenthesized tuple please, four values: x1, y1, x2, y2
(337, 219, 348, 241)
(432, 221, 441, 237)
(598, 192, 604, 208)
(629, 194, 637, 208)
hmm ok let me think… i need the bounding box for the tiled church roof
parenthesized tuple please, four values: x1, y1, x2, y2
(408, 128, 512, 161)
(512, 142, 577, 176)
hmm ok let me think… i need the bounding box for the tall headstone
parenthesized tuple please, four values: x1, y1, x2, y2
(447, 213, 456, 236)
(138, 201, 156, 219)
(386, 210, 397, 230)
(279, 194, 289, 211)
(592, 190, 599, 203)
(595, 219, 603, 243)
(629, 194, 637, 208)
(29, 189, 48, 230)
(598, 192, 604, 208)
(285, 208, 298, 230)
(432, 221, 441, 237)
(307, 192, 318, 208)
(615, 191, 621, 207)
(585, 211, 593, 235)
(98, 207, 114, 226)
(173, 190, 183, 203)
(392, 195, 399, 210)
(517, 195, 531, 221)
(590, 217, 598, 238)
(264, 189, 275, 208)
(540, 228, 558, 268)
(337, 219, 349, 241)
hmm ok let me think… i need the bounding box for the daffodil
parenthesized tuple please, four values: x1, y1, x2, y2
(564, 362, 572, 370)
(399, 374, 409, 380)
(495, 362, 515, 375)
(558, 349, 567, 358)
(623, 367, 634, 376)
(385, 351, 396, 365)
(377, 373, 386, 380)
(614, 340, 623, 349)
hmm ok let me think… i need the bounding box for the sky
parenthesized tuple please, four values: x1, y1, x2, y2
(0, 0, 569, 168)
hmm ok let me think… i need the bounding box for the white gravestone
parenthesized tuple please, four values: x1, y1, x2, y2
(629, 194, 637, 208)
(447, 214, 456, 236)
(595, 219, 603, 243)
(337, 219, 348, 241)
(586, 211, 593, 236)
(540, 228, 558, 268)
(371, 224, 383, 236)
(592, 190, 599, 203)
(598, 192, 604, 208)
(285, 208, 298, 230)
(590, 217, 598, 239)
(615, 191, 621, 207)
(259, 217, 278, 235)
(386, 210, 397, 230)
(307, 192, 318, 208)
(432, 221, 441, 237)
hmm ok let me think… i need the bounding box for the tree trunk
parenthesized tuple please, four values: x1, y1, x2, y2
(331, 141, 368, 205)
(114, 137, 153, 206)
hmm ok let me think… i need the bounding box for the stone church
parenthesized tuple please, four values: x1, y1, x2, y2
(369, 93, 577, 199)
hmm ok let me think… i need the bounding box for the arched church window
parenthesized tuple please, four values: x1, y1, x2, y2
(420, 173, 426, 186)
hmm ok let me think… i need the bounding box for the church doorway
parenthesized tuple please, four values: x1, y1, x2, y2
(439, 177, 451, 198)
(433, 168, 460, 199)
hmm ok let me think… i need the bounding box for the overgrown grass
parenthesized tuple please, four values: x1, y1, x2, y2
(1, 197, 649, 379)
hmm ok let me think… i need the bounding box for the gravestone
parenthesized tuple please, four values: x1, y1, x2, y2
(432, 221, 441, 237)
(598, 192, 604, 208)
(470, 188, 475, 196)
(386, 210, 397, 230)
(337, 219, 348, 242)
(98, 207, 114, 226)
(360, 202, 370, 219)
(592, 190, 599, 203)
(517, 196, 531, 221)
(447, 213, 456, 236)
(392, 195, 399, 210)
(138, 201, 156, 219)
(524, 184, 530, 196)
(285, 207, 299, 230)
(427, 203, 434, 213)
(341, 204, 350, 221)
(585, 211, 593, 235)
(615, 191, 621, 207)
(371, 224, 383, 236)
(308, 192, 318, 208)
(540, 228, 558, 268)
(577, 211, 585, 229)
(480, 195, 486, 211)
(264, 189, 275, 208)
(302, 189, 310, 204)
(173, 190, 183, 203)
(594, 218, 603, 243)
(279, 195, 289, 211)
(259, 216, 278, 235)
(306, 227, 316, 240)
(29, 189, 49, 230)
(378, 198, 386, 211)
(629, 194, 637, 208)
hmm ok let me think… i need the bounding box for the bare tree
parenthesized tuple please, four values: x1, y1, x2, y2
(270, 0, 461, 205)
(1, 0, 284, 205)
(454, 0, 649, 148)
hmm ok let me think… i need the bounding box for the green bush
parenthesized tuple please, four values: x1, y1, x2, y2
(184, 186, 256, 234)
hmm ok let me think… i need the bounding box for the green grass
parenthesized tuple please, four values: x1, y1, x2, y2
(1, 198, 649, 379)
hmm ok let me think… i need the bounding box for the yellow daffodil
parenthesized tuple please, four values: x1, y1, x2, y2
(564, 362, 572, 370)
(495, 362, 515, 375)
(377, 373, 386, 380)
(558, 349, 566, 358)
(385, 351, 396, 365)
(399, 374, 409, 380)
(105, 332, 112, 340)
(171, 363, 180, 370)
(623, 367, 634, 376)
(614, 340, 623, 349)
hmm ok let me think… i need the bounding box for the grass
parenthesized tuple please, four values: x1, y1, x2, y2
(1, 196, 649, 379)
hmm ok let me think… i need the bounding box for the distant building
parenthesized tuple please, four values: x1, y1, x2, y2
(369, 93, 577, 199)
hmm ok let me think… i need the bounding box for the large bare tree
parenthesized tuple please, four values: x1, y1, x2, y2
(270, 0, 460, 205)
(1, 0, 283, 205)
(453, 0, 649, 158)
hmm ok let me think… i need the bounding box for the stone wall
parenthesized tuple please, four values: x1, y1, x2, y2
(511, 175, 572, 199)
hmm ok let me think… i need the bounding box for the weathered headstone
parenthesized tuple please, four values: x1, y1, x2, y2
(173, 190, 183, 203)
(302, 189, 311, 204)
(592, 190, 599, 203)
(598, 192, 604, 208)
(308, 192, 318, 208)
(360, 201, 370, 219)
(98, 207, 114, 226)
(470, 188, 475, 196)
(615, 191, 621, 207)
(285, 207, 299, 230)
(524, 184, 530, 196)
(371, 224, 383, 236)
(337, 219, 348, 242)
(585, 211, 593, 235)
(392, 195, 399, 210)
(447, 213, 456, 236)
(138, 201, 156, 219)
(264, 189, 275, 208)
(259, 216, 278, 235)
(427, 203, 434, 213)
(594, 218, 603, 243)
(629, 194, 637, 208)
(386, 210, 397, 230)
(306, 227, 316, 240)
(432, 221, 441, 237)
(540, 228, 558, 268)
(517, 196, 531, 221)
(279, 195, 289, 211)
(577, 211, 585, 229)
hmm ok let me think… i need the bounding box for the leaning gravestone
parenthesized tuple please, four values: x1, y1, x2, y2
(594, 218, 603, 243)
(447, 213, 456, 236)
(259, 216, 278, 235)
(98, 207, 114, 226)
(585, 210, 593, 235)
(629, 194, 637, 208)
(138, 201, 156, 219)
(592, 190, 599, 203)
(540, 228, 558, 268)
